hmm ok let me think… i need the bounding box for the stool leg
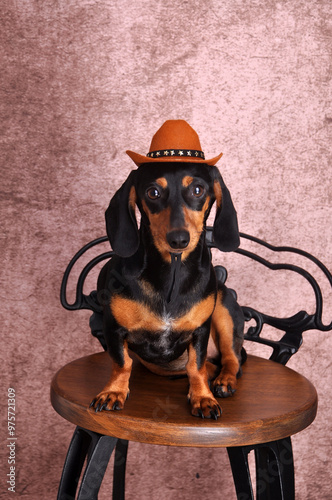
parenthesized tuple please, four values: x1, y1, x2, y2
(227, 446, 254, 500)
(277, 438, 295, 500)
(57, 427, 91, 500)
(255, 445, 282, 500)
(113, 439, 129, 500)
(77, 432, 118, 500)
(255, 438, 295, 500)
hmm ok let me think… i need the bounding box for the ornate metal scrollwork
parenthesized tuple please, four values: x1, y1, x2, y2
(60, 229, 332, 365)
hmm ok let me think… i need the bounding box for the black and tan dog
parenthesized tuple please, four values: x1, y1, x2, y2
(90, 120, 244, 419)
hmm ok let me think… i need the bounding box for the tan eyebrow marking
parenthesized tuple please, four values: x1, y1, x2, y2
(156, 177, 168, 189)
(182, 176, 194, 187)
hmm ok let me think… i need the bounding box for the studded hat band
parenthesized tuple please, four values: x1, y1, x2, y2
(146, 149, 205, 160)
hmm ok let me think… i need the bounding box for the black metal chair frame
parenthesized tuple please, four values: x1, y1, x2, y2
(57, 228, 332, 500)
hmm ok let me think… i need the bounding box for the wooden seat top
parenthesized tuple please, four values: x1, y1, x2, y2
(50, 352, 317, 447)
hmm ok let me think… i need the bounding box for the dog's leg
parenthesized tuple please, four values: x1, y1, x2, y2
(186, 339, 222, 420)
(90, 341, 132, 412)
(211, 290, 244, 398)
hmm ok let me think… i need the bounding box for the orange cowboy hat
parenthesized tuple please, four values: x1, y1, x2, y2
(126, 120, 223, 167)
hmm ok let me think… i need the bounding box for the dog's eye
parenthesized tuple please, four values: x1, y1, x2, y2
(146, 187, 161, 200)
(192, 184, 205, 197)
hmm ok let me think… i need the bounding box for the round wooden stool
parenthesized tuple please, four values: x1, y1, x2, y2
(51, 351, 317, 499)
(54, 230, 331, 499)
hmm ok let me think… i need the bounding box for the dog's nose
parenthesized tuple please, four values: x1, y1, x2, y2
(166, 230, 190, 249)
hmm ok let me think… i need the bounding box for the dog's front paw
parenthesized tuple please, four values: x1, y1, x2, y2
(89, 390, 129, 412)
(188, 394, 222, 420)
(212, 373, 237, 398)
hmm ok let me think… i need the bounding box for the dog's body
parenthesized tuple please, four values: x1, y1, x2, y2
(90, 161, 244, 419)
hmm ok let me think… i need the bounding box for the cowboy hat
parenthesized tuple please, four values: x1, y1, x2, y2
(126, 120, 223, 167)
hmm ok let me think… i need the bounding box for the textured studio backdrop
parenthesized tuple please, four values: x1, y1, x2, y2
(1, 1, 331, 498)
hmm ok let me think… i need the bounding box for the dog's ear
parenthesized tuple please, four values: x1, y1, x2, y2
(105, 170, 139, 257)
(211, 166, 240, 252)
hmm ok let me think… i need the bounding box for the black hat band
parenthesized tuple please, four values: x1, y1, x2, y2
(146, 149, 205, 159)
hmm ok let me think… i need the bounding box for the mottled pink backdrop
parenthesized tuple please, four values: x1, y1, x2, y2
(1, 1, 331, 498)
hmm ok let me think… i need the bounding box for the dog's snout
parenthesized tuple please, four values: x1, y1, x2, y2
(166, 229, 190, 250)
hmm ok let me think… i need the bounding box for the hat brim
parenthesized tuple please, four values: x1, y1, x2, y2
(126, 150, 223, 167)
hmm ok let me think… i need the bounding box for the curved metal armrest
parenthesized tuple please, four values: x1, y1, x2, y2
(206, 227, 332, 364)
(237, 233, 331, 363)
(60, 236, 113, 312)
(237, 233, 332, 333)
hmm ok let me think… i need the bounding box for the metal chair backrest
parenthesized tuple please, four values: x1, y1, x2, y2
(60, 228, 332, 365)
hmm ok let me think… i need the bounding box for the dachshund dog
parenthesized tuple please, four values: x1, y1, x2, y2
(90, 160, 245, 419)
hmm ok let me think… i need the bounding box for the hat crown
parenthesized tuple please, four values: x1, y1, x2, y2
(149, 120, 202, 152)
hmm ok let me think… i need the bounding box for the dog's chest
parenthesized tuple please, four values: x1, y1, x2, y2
(110, 293, 215, 335)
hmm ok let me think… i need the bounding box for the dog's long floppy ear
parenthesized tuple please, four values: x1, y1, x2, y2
(211, 166, 240, 252)
(105, 170, 139, 258)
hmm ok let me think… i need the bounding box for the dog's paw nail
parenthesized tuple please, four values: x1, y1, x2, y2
(213, 384, 235, 398)
(112, 401, 122, 411)
(213, 386, 223, 398)
(211, 411, 218, 420)
(89, 399, 96, 408)
(210, 403, 222, 420)
(216, 403, 222, 416)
